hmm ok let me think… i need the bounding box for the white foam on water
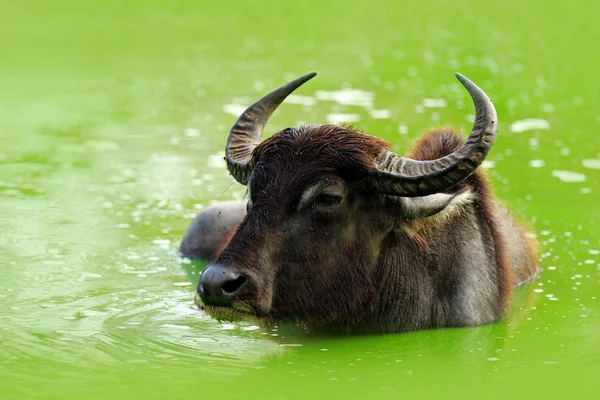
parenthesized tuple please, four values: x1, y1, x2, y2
(326, 113, 361, 124)
(529, 159, 545, 168)
(582, 158, 600, 170)
(398, 125, 409, 135)
(509, 118, 551, 133)
(529, 137, 539, 148)
(422, 98, 447, 108)
(315, 88, 373, 108)
(81, 272, 102, 279)
(253, 81, 265, 91)
(286, 94, 317, 107)
(369, 109, 391, 119)
(207, 153, 225, 168)
(241, 325, 260, 331)
(223, 104, 248, 117)
(41, 260, 65, 265)
(551, 170, 587, 183)
(540, 103, 555, 113)
(86, 141, 120, 151)
(161, 324, 191, 330)
(184, 128, 200, 137)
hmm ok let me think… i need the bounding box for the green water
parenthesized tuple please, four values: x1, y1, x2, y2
(1, 0, 599, 398)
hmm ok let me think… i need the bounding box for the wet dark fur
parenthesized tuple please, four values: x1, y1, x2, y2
(188, 125, 539, 333)
(406, 128, 511, 314)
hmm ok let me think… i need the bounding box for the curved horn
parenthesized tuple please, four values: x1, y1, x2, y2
(226, 72, 317, 184)
(369, 73, 498, 196)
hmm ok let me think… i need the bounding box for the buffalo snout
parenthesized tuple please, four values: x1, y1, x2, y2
(198, 264, 250, 306)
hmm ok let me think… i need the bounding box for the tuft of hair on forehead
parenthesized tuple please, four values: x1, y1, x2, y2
(252, 124, 389, 176)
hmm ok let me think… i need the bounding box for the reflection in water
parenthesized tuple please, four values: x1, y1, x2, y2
(181, 254, 542, 346)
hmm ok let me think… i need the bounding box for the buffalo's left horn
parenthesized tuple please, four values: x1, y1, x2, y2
(369, 73, 498, 196)
(226, 72, 318, 185)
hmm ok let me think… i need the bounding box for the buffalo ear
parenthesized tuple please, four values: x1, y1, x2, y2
(401, 191, 473, 220)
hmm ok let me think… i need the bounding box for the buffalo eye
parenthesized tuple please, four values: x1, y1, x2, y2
(314, 194, 343, 207)
(297, 177, 346, 212)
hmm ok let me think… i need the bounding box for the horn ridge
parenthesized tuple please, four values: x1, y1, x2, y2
(368, 73, 498, 197)
(225, 72, 318, 185)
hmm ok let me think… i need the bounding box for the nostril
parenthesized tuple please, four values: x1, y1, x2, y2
(221, 275, 248, 294)
(199, 265, 249, 303)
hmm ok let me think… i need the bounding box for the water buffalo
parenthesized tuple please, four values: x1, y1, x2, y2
(181, 72, 539, 333)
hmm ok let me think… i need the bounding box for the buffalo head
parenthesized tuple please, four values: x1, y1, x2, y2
(196, 72, 499, 331)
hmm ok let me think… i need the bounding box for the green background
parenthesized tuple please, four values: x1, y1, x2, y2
(1, 0, 598, 398)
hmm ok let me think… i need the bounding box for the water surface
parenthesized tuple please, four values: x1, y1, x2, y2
(1, 1, 599, 398)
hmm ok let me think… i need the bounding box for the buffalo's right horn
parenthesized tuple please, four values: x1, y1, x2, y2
(225, 72, 318, 185)
(368, 73, 498, 196)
